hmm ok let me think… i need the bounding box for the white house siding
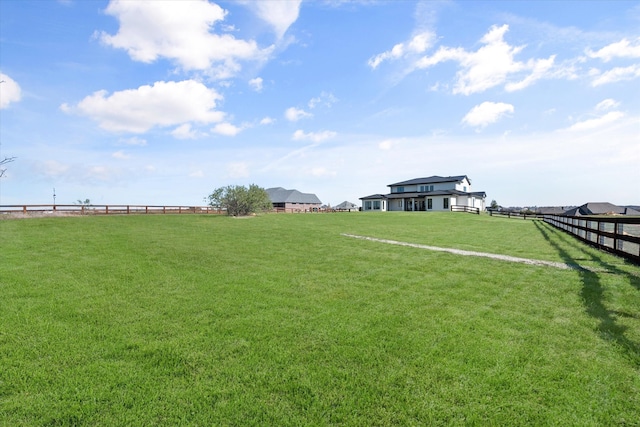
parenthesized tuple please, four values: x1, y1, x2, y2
(362, 199, 387, 212)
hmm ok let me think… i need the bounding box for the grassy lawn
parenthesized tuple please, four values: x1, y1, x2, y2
(1, 212, 639, 426)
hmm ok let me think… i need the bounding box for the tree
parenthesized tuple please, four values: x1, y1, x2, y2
(0, 156, 16, 178)
(490, 199, 499, 210)
(206, 184, 273, 216)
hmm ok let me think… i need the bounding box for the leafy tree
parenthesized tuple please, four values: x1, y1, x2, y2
(490, 199, 499, 210)
(206, 184, 272, 216)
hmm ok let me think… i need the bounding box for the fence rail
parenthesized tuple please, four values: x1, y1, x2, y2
(488, 210, 544, 220)
(543, 214, 640, 265)
(450, 205, 480, 215)
(0, 205, 348, 216)
(0, 204, 225, 215)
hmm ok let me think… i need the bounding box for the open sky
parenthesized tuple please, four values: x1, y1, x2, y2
(1, 0, 639, 208)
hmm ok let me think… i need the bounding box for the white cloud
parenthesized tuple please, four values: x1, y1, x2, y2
(120, 136, 147, 146)
(378, 138, 403, 150)
(241, 0, 302, 39)
(407, 25, 556, 95)
(566, 111, 625, 132)
(505, 55, 556, 92)
(260, 116, 275, 125)
(308, 91, 338, 109)
(596, 99, 620, 111)
(112, 150, 130, 160)
(462, 102, 514, 128)
(0, 73, 22, 109)
(586, 38, 640, 62)
(212, 122, 242, 136)
(171, 123, 200, 140)
(99, 0, 271, 77)
(292, 130, 337, 142)
(64, 80, 225, 133)
(249, 77, 263, 92)
(590, 64, 640, 86)
(368, 31, 435, 69)
(285, 107, 313, 121)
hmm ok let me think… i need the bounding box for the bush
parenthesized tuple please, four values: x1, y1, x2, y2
(206, 184, 272, 216)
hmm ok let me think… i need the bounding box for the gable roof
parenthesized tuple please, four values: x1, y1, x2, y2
(265, 187, 322, 204)
(359, 194, 387, 200)
(388, 175, 470, 187)
(335, 201, 359, 209)
(563, 202, 640, 216)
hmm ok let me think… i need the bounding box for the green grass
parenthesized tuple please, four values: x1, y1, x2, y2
(1, 212, 639, 426)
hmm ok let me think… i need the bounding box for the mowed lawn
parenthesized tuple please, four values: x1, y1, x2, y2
(1, 212, 639, 426)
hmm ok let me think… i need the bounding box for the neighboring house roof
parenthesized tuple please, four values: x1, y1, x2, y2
(359, 194, 387, 200)
(536, 206, 570, 215)
(385, 189, 485, 199)
(563, 202, 640, 216)
(265, 187, 322, 204)
(335, 201, 359, 210)
(388, 175, 469, 187)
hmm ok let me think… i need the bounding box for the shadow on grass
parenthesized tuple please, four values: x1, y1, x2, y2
(534, 220, 640, 367)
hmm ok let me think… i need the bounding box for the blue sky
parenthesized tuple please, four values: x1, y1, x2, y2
(1, 0, 639, 208)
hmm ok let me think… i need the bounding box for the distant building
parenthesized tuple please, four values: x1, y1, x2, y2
(562, 202, 640, 216)
(334, 201, 359, 211)
(266, 187, 322, 212)
(360, 175, 486, 212)
(536, 206, 572, 215)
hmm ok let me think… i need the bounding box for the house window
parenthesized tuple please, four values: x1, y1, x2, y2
(443, 198, 449, 209)
(427, 198, 432, 209)
(364, 201, 372, 210)
(398, 200, 402, 208)
(395, 186, 404, 193)
(373, 201, 381, 210)
(463, 186, 467, 192)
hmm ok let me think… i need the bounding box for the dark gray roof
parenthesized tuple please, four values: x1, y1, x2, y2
(266, 187, 322, 204)
(385, 189, 483, 199)
(536, 206, 569, 215)
(359, 194, 387, 200)
(564, 202, 640, 216)
(335, 201, 359, 209)
(388, 175, 469, 187)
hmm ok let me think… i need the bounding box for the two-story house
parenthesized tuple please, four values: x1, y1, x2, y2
(360, 175, 486, 212)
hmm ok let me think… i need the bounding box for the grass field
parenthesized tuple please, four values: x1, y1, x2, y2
(1, 212, 639, 426)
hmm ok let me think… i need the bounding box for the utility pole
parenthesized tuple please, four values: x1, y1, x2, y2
(53, 188, 56, 206)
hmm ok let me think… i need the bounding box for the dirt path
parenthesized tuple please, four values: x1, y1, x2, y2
(341, 233, 602, 272)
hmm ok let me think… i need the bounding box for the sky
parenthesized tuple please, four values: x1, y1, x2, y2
(1, 0, 639, 208)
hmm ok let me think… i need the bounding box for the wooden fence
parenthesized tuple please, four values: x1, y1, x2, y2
(0, 205, 349, 216)
(488, 210, 544, 220)
(450, 205, 480, 215)
(0, 204, 225, 215)
(543, 214, 640, 265)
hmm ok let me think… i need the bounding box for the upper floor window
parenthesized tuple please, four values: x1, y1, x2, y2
(463, 186, 467, 192)
(395, 186, 405, 193)
(419, 185, 434, 192)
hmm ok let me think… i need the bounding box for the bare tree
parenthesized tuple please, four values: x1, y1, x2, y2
(0, 156, 16, 178)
